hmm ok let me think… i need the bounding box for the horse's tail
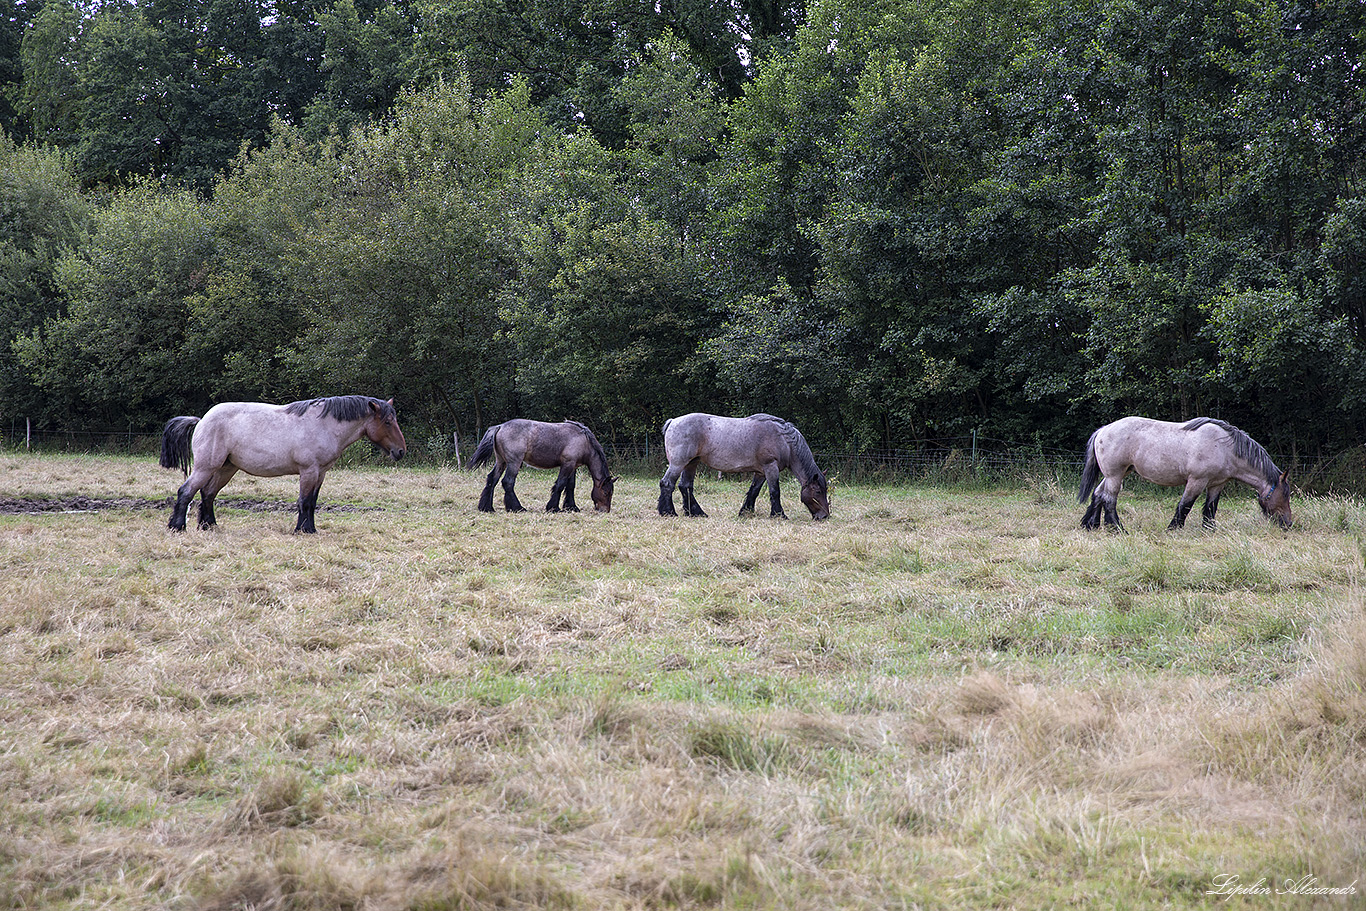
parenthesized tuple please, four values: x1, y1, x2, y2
(466, 425, 499, 470)
(159, 416, 200, 475)
(1077, 429, 1101, 503)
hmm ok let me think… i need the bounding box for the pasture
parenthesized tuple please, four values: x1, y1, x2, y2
(1, 452, 1363, 910)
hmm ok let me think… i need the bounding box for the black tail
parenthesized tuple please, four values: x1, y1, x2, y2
(466, 425, 499, 469)
(1077, 429, 1101, 503)
(159, 416, 200, 475)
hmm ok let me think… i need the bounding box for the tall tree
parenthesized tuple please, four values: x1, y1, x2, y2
(0, 0, 38, 138)
(0, 136, 91, 424)
(14, 182, 213, 427)
(300, 0, 418, 140)
(16, 0, 85, 148)
(414, 0, 804, 149)
(283, 78, 516, 438)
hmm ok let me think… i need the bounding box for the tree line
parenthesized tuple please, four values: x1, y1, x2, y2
(2, 0, 1364, 462)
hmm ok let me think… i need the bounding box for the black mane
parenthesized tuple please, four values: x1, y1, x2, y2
(750, 413, 823, 483)
(284, 395, 392, 422)
(566, 419, 610, 478)
(1182, 418, 1281, 484)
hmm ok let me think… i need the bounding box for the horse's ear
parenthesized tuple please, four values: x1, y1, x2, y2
(1279, 469, 1290, 487)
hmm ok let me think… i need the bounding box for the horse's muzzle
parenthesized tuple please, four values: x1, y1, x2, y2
(390, 448, 406, 461)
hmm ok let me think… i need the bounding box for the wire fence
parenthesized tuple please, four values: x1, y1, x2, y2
(8, 425, 1355, 492)
(0, 424, 1110, 488)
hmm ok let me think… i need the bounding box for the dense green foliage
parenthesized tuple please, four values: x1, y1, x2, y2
(2, 0, 1364, 458)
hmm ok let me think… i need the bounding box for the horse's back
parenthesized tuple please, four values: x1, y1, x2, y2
(664, 412, 786, 473)
(493, 418, 597, 469)
(195, 402, 319, 476)
(196, 402, 289, 444)
(1093, 415, 1230, 487)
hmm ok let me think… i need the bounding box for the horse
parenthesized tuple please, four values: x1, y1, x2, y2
(1078, 416, 1291, 531)
(467, 419, 616, 513)
(159, 396, 407, 533)
(657, 413, 830, 520)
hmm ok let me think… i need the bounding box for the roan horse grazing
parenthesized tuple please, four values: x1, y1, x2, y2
(468, 419, 616, 513)
(658, 413, 830, 520)
(1078, 416, 1291, 531)
(160, 396, 407, 533)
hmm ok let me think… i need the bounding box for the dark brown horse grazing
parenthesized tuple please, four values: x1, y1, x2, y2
(160, 396, 407, 533)
(1079, 416, 1292, 531)
(658, 413, 830, 520)
(468, 419, 616, 513)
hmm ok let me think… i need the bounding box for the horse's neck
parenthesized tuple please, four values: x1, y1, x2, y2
(786, 443, 816, 484)
(586, 447, 608, 481)
(1235, 463, 1275, 494)
(335, 419, 369, 452)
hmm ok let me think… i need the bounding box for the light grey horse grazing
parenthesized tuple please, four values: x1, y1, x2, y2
(1078, 416, 1291, 531)
(467, 419, 616, 513)
(160, 396, 407, 533)
(658, 413, 830, 520)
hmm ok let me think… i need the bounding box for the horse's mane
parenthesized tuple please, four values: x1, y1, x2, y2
(566, 419, 610, 476)
(749, 413, 822, 480)
(1182, 418, 1281, 483)
(284, 395, 393, 422)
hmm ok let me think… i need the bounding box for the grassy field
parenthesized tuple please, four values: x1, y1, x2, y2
(0, 451, 1363, 910)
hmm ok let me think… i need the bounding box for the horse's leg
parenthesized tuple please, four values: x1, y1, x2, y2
(547, 464, 577, 512)
(738, 473, 765, 516)
(295, 466, 324, 534)
(1168, 478, 1206, 530)
(765, 464, 786, 518)
(169, 466, 213, 531)
(680, 463, 707, 517)
(196, 465, 239, 529)
(1081, 491, 1103, 530)
(1099, 476, 1125, 531)
(1201, 483, 1225, 530)
(658, 464, 681, 516)
(561, 466, 579, 512)
(501, 462, 526, 512)
(478, 461, 503, 513)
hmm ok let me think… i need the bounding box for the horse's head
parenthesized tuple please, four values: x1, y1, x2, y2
(800, 471, 830, 520)
(1258, 470, 1292, 528)
(591, 474, 618, 512)
(366, 399, 408, 461)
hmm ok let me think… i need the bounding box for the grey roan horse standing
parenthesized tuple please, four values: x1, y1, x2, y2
(1078, 416, 1291, 531)
(468, 419, 616, 513)
(658, 413, 830, 520)
(160, 396, 408, 533)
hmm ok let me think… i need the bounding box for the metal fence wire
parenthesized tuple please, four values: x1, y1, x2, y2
(8, 423, 1361, 493)
(1, 426, 1090, 483)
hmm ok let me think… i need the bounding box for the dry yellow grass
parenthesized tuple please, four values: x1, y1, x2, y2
(0, 451, 1362, 909)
